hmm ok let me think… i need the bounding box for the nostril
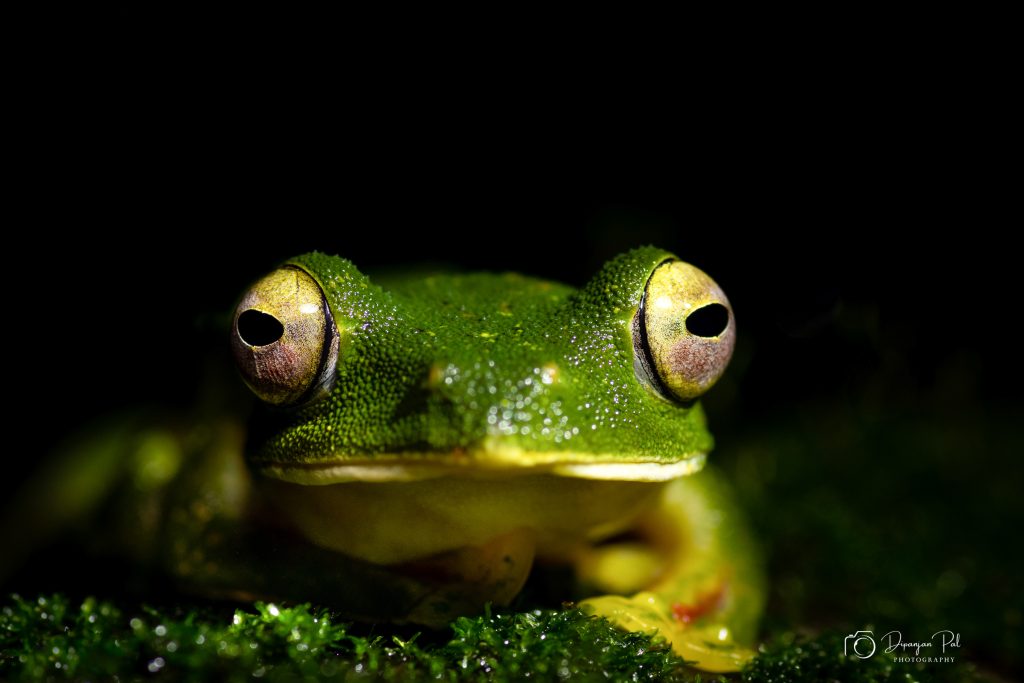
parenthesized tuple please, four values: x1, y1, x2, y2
(237, 309, 285, 346)
(685, 303, 729, 338)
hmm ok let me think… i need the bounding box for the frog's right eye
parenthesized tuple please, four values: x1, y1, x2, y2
(230, 266, 339, 406)
(633, 260, 735, 402)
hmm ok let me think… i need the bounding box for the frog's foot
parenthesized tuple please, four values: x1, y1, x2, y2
(576, 472, 764, 673)
(400, 527, 536, 626)
(580, 589, 755, 673)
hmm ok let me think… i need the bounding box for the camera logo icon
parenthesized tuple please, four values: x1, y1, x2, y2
(844, 630, 876, 659)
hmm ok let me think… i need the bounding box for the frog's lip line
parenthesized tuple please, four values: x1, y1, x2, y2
(258, 452, 707, 484)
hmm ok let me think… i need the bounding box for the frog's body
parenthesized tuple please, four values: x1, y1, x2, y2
(2, 247, 763, 672)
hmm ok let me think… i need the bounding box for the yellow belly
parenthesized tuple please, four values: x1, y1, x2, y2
(263, 474, 666, 565)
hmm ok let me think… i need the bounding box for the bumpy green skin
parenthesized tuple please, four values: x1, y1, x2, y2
(249, 247, 713, 468)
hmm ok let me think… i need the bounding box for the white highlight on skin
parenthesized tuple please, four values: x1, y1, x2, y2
(654, 295, 674, 310)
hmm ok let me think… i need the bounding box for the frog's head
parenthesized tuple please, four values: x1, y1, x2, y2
(230, 247, 734, 484)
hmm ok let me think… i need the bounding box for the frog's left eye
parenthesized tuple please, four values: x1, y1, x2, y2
(230, 266, 339, 406)
(633, 260, 735, 402)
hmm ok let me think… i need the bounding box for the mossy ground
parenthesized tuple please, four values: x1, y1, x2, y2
(0, 595, 991, 682)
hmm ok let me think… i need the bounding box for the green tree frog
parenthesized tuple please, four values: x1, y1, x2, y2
(5, 247, 764, 672)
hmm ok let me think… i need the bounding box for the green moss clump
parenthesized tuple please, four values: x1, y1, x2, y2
(1, 594, 716, 682)
(2, 594, 996, 682)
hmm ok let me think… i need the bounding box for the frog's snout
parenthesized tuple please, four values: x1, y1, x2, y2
(231, 266, 339, 407)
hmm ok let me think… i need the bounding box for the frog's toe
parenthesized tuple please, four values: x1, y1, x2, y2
(580, 592, 755, 673)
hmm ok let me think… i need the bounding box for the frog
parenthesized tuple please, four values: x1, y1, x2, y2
(1, 247, 763, 673)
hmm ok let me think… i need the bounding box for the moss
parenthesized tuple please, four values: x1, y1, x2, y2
(2, 594, 994, 682)
(1, 595, 713, 682)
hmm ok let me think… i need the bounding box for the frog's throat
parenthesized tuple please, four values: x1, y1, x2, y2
(257, 451, 707, 484)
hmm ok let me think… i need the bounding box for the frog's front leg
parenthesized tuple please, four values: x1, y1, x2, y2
(168, 509, 536, 627)
(157, 432, 537, 626)
(579, 468, 765, 673)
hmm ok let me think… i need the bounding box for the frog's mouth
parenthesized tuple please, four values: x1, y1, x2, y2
(256, 449, 707, 485)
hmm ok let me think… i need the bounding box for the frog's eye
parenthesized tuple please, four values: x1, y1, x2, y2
(633, 260, 735, 402)
(230, 266, 339, 406)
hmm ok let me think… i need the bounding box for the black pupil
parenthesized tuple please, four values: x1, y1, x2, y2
(686, 303, 729, 338)
(238, 309, 285, 346)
